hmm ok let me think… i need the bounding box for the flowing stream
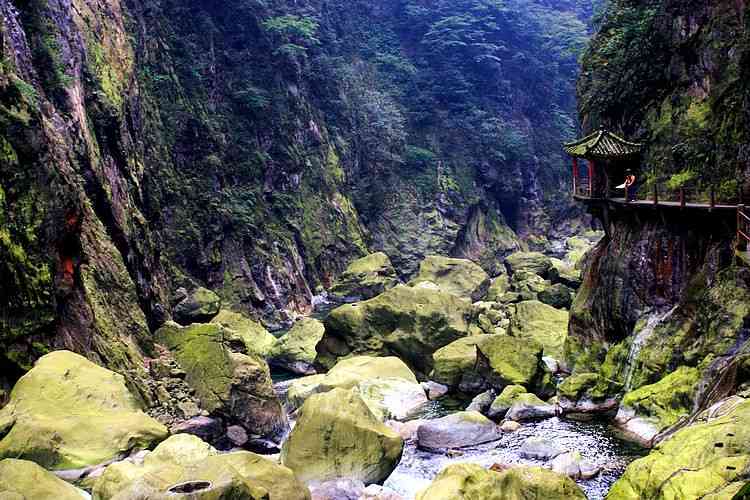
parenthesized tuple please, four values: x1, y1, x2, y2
(272, 376, 645, 500)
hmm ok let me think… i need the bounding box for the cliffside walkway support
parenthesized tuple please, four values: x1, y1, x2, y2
(738, 205, 750, 265)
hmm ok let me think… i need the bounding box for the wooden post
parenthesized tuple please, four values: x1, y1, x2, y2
(572, 158, 579, 196)
(588, 160, 594, 198)
(710, 186, 716, 209)
(653, 184, 659, 206)
(680, 188, 685, 208)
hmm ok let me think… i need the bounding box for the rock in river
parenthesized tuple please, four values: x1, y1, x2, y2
(408, 255, 490, 300)
(156, 322, 288, 440)
(0, 459, 89, 499)
(93, 433, 310, 500)
(329, 252, 400, 302)
(415, 463, 586, 499)
(430, 334, 497, 388)
(519, 436, 566, 460)
(173, 286, 221, 325)
(475, 335, 543, 391)
(210, 309, 278, 357)
(281, 388, 404, 485)
(417, 411, 502, 451)
(0, 351, 167, 470)
(317, 284, 475, 377)
(268, 317, 326, 374)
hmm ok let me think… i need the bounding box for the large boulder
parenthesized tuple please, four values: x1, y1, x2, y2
(268, 318, 326, 375)
(557, 372, 619, 419)
(487, 385, 528, 419)
(538, 283, 574, 309)
(485, 275, 511, 302)
(608, 397, 750, 499)
(416, 411, 502, 451)
(317, 284, 475, 377)
(415, 463, 586, 500)
(329, 253, 400, 302)
(286, 356, 424, 420)
(93, 434, 310, 500)
(619, 365, 700, 434)
(281, 388, 403, 485)
(408, 256, 490, 300)
(156, 323, 288, 440)
(475, 335, 543, 391)
(0, 351, 167, 470)
(210, 309, 278, 358)
(430, 335, 497, 387)
(508, 301, 569, 359)
(519, 437, 566, 460)
(173, 287, 221, 325)
(0, 459, 88, 499)
(504, 393, 556, 422)
(505, 252, 553, 277)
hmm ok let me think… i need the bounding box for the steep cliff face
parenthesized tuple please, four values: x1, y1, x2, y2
(568, 0, 750, 413)
(0, 0, 589, 382)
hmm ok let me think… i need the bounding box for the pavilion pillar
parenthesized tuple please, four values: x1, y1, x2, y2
(588, 160, 595, 197)
(572, 158, 579, 195)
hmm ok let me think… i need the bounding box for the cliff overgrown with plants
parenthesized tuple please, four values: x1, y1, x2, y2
(0, 0, 592, 382)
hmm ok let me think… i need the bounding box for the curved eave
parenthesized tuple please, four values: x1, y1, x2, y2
(563, 130, 642, 159)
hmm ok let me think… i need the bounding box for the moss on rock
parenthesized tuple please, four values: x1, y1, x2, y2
(408, 255, 490, 300)
(281, 388, 403, 484)
(211, 309, 277, 358)
(268, 318, 325, 374)
(0, 459, 88, 499)
(621, 366, 700, 431)
(476, 335, 543, 390)
(509, 301, 569, 359)
(317, 284, 475, 377)
(329, 252, 400, 302)
(430, 335, 497, 387)
(0, 351, 167, 470)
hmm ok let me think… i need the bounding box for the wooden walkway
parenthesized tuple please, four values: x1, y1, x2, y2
(581, 196, 739, 212)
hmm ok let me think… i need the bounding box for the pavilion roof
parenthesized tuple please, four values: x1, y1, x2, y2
(563, 129, 642, 159)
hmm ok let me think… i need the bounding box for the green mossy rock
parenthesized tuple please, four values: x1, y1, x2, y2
(317, 284, 475, 377)
(416, 411, 502, 450)
(155, 323, 288, 439)
(476, 335, 543, 390)
(210, 309, 277, 358)
(357, 377, 428, 421)
(509, 301, 569, 359)
(485, 275, 511, 302)
(94, 434, 309, 500)
(173, 287, 221, 325)
(538, 283, 574, 309)
(430, 335, 497, 387)
(0, 459, 88, 499)
(415, 463, 586, 500)
(329, 252, 400, 302)
(550, 258, 582, 289)
(621, 366, 700, 431)
(487, 385, 530, 419)
(608, 397, 750, 499)
(558, 372, 609, 401)
(0, 351, 167, 470)
(286, 356, 419, 412)
(268, 318, 325, 374)
(505, 252, 553, 277)
(281, 388, 404, 485)
(510, 271, 551, 297)
(408, 256, 490, 300)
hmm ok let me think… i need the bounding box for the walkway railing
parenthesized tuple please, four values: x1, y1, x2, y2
(738, 205, 750, 255)
(627, 184, 739, 208)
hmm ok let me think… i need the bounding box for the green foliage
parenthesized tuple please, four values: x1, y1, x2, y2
(263, 15, 320, 56)
(665, 170, 697, 191)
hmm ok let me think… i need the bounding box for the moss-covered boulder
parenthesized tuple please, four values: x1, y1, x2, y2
(538, 283, 574, 309)
(281, 388, 403, 484)
(509, 301, 569, 359)
(94, 434, 310, 500)
(607, 397, 750, 499)
(485, 274, 511, 302)
(557, 372, 619, 418)
(408, 256, 490, 300)
(510, 270, 551, 299)
(156, 322, 288, 440)
(505, 252, 553, 277)
(415, 463, 586, 500)
(505, 392, 556, 422)
(0, 351, 167, 470)
(173, 287, 221, 325)
(430, 335, 497, 387)
(317, 284, 475, 377)
(620, 366, 700, 432)
(329, 253, 400, 302)
(487, 385, 528, 419)
(286, 356, 422, 419)
(550, 258, 582, 289)
(0, 459, 88, 499)
(268, 318, 325, 374)
(417, 411, 502, 450)
(475, 335, 543, 391)
(210, 309, 277, 357)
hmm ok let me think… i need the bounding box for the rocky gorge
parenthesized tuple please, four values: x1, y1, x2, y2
(4, 0, 750, 498)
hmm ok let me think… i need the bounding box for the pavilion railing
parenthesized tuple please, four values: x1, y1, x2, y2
(738, 206, 750, 256)
(611, 181, 742, 208)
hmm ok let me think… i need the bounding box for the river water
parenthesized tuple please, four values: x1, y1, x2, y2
(273, 375, 644, 500)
